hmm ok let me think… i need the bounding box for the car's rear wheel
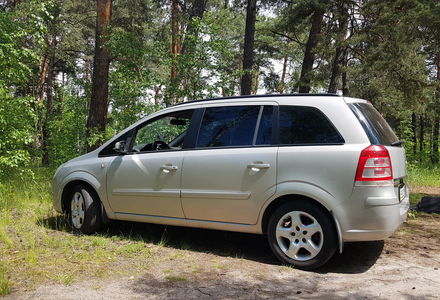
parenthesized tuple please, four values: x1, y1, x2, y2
(69, 185, 102, 234)
(267, 201, 337, 270)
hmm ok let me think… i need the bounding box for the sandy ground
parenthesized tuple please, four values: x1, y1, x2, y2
(5, 212, 440, 300)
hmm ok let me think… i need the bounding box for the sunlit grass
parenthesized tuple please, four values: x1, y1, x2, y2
(0, 168, 162, 295)
(407, 165, 440, 188)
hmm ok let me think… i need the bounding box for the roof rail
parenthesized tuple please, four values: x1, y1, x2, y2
(172, 93, 340, 107)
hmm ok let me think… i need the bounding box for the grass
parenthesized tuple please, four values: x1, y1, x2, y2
(0, 262, 9, 296)
(0, 169, 170, 294)
(0, 164, 438, 296)
(407, 165, 440, 188)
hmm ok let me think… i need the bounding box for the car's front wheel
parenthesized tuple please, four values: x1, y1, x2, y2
(69, 185, 102, 234)
(267, 201, 337, 270)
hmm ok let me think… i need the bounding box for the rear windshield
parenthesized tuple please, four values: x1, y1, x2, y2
(348, 103, 399, 146)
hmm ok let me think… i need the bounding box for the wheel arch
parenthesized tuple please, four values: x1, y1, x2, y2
(61, 180, 99, 213)
(261, 194, 343, 253)
(60, 174, 111, 224)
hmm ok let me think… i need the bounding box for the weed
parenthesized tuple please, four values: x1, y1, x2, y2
(0, 262, 10, 296)
(55, 273, 75, 285)
(165, 275, 188, 282)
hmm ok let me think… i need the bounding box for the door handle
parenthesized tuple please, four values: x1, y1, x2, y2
(161, 165, 178, 173)
(247, 163, 270, 172)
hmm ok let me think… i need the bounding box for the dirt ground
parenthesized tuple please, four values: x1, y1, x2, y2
(4, 212, 440, 300)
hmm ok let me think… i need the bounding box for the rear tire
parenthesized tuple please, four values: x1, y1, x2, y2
(69, 185, 102, 234)
(267, 201, 337, 270)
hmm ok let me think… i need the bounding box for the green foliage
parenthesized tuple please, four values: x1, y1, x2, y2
(48, 93, 88, 166)
(0, 0, 439, 175)
(0, 91, 36, 179)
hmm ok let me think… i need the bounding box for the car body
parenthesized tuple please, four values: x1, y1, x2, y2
(52, 94, 410, 269)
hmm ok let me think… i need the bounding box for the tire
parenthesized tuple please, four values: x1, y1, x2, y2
(267, 201, 337, 270)
(68, 185, 102, 234)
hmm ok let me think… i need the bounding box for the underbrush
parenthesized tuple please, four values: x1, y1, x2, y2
(407, 164, 440, 188)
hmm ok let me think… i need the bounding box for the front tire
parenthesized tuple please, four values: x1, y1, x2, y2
(69, 185, 102, 234)
(267, 201, 337, 270)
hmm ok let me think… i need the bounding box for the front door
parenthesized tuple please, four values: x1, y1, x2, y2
(106, 109, 194, 217)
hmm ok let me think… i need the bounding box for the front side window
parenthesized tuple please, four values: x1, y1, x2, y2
(132, 109, 194, 152)
(279, 106, 344, 145)
(196, 106, 260, 148)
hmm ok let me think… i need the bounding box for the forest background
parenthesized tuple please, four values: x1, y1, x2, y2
(0, 0, 439, 180)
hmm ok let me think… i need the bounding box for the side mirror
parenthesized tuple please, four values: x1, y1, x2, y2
(113, 141, 127, 154)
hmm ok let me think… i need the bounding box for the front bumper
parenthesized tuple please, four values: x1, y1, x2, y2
(52, 168, 64, 213)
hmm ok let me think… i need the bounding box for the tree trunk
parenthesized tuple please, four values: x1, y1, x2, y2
(298, 9, 324, 93)
(252, 68, 260, 94)
(167, 0, 183, 106)
(41, 59, 55, 166)
(419, 115, 424, 152)
(170, 0, 182, 80)
(38, 55, 49, 104)
(277, 40, 290, 93)
(40, 36, 57, 166)
(240, 0, 257, 95)
(411, 112, 417, 155)
(328, 3, 349, 93)
(86, 0, 112, 152)
(432, 54, 440, 164)
(341, 49, 349, 96)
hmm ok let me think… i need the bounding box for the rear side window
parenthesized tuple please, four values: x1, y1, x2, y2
(279, 106, 344, 145)
(196, 106, 260, 148)
(348, 103, 398, 146)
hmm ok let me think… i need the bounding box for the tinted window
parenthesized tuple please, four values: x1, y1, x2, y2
(348, 103, 399, 146)
(197, 106, 260, 148)
(256, 106, 273, 145)
(279, 106, 344, 144)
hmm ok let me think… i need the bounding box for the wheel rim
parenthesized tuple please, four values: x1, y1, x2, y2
(71, 192, 85, 229)
(275, 211, 324, 261)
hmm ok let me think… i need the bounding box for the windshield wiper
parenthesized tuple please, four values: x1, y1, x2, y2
(391, 140, 404, 147)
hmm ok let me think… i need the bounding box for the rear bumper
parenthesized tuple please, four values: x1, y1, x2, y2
(336, 184, 409, 242)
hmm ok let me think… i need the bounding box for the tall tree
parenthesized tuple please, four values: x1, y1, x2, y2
(298, 6, 324, 93)
(328, 1, 349, 93)
(169, 0, 183, 105)
(181, 0, 208, 55)
(86, 0, 112, 151)
(433, 53, 440, 163)
(240, 0, 257, 95)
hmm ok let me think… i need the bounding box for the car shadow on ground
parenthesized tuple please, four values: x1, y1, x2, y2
(41, 216, 383, 274)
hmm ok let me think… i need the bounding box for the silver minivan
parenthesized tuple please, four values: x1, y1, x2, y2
(52, 94, 409, 269)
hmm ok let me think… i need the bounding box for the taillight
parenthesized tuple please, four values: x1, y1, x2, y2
(355, 145, 393, 186)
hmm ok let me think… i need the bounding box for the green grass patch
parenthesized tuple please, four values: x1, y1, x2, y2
(407, 165, 440, 188)
(0, 262, 10, 296)
(0, 168, 160, 295)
